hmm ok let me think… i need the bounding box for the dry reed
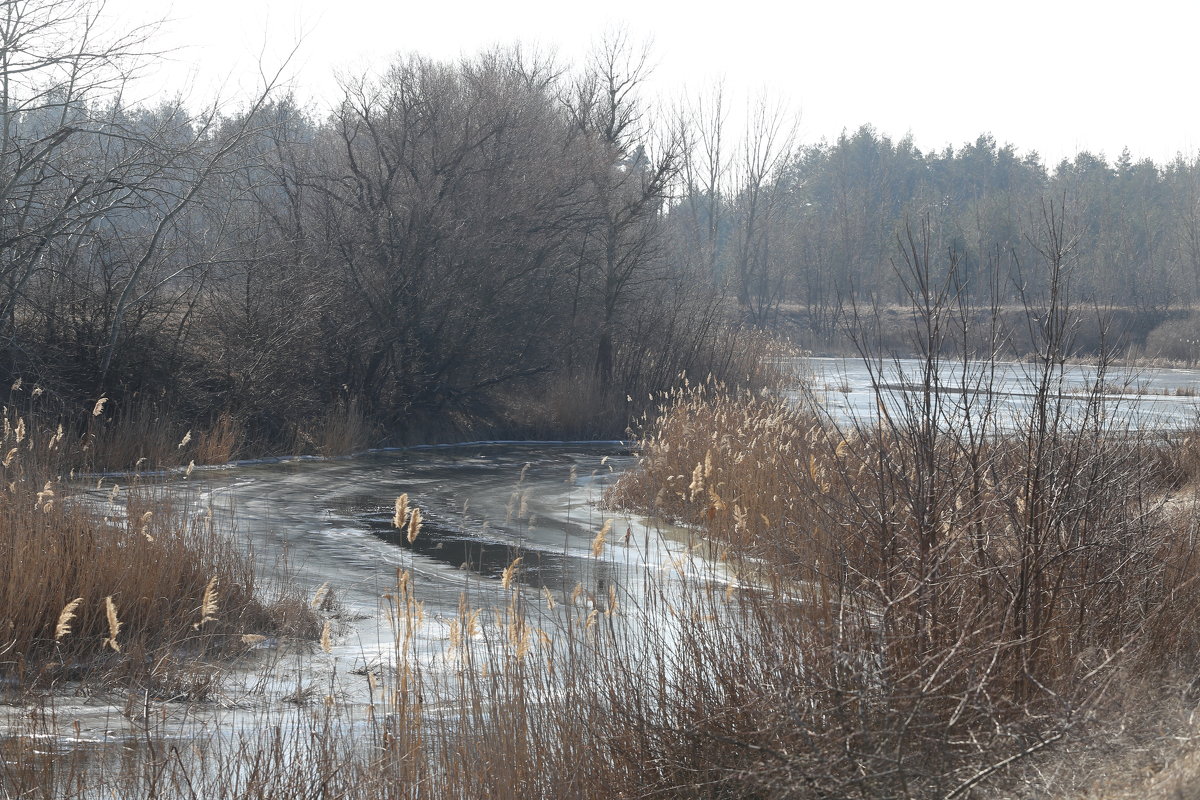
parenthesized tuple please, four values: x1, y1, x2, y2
(0, 406, 316, 691)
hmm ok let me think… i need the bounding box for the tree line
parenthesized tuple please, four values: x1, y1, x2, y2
(697, 121, 1200, 352)
(6, 0, 1200, 445)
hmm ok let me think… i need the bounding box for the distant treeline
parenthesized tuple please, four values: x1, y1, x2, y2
(689, 122, 1200, 355)
(5, 1, 1198, 444)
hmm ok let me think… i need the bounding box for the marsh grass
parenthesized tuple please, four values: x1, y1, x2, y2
(6, 413, 1200, 799)
(313, 398, 373, 457)
(192, 410, 244, 464)
(0, 408, 316, 694)
(609, 375, 1200, 795)
(79, 400, 188, 472)
(497, 325, 787, 440)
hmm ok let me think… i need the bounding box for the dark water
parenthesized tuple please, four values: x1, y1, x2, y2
(204, 444, 666, 636)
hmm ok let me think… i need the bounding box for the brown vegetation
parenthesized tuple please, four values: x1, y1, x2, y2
(7, 0, 1200, 794)
(0, 406, 316, 694)
(7, 370, 1200, 797)
(610, 374, 1200, 795)
(600, 216, 1200, 796)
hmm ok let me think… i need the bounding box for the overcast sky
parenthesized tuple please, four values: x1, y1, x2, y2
(105, 0, 1199, 166)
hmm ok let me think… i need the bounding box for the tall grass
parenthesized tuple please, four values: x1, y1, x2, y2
(498, 324, 788, 439)
(609, 375, 1200, 795)
(5, 398, 1200, 800)
(0, 407, 316, 693)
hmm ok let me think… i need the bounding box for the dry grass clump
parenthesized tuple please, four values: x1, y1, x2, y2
(30, 397, 249, 473)
(79, 400, 187, 472)
(1149, 431, 1200, 490)
(281, 400, 376, 457)
(191, 410, 244, 464)
(314, 399, 373, 457)
(609, 369, 1200, 796)
(609, 378, 818, 559)
(0, 410, 314, 691)
(498, 325, 789, 440)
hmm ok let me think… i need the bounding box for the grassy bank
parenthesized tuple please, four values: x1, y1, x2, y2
(0, 405, 318, 696)
(7, 322, 783, 476)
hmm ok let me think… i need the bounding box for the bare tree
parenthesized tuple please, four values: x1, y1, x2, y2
(294, 50, 592, 419)
(566, 31, 682, 384)
(0, 0, 158, 366)
(728, 93, 797, 325)
(676, 81, 730, 278)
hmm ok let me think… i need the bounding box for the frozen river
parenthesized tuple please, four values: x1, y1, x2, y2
(803, 356, 1200, 430)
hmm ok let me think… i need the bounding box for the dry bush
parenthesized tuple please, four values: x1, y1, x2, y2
(603, 214, 1200, 796)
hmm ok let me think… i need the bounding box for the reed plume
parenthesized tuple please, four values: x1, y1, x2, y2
(54, 598, 83, 641)
(501, 557, 522, 590)
(393, 493, 409, 529)
(591, 519, 612, 557)
(103, 596, 121, 652)
(407, 506, 422, 544)
(193, 576, 219, 629)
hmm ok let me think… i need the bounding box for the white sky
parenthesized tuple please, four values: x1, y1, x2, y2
(105, 0, 1200, 166)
